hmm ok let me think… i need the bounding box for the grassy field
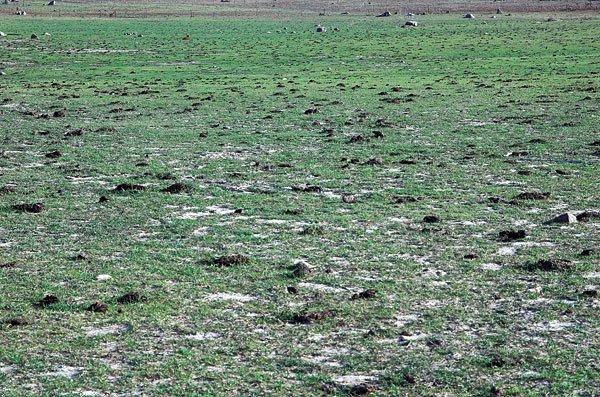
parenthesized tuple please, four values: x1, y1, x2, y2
(1, 12, 599, 396)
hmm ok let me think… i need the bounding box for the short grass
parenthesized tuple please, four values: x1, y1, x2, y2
(0, 13, 599, 396)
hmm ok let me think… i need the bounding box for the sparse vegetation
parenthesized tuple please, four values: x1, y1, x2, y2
(0, 5, 599, 396)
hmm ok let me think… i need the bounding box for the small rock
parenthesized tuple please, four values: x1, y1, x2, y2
(376, 11, 391, 17)
(545, 212, 577, 224)
(342, 195, 357, 204)
(464, 13, 475, 19)
(292, 260, 312, 277)
(404, 20, 418, 27)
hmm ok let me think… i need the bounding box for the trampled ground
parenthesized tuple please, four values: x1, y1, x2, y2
(0, 10, 599, 396)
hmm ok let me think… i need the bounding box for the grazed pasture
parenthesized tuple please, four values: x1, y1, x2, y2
(0, 12, 599, 396)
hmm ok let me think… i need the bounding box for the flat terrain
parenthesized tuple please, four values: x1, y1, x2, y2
(1, 10, 599, 397)
(1, 0, 599, 17)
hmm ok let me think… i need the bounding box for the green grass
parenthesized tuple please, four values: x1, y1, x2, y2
(0, 13, 599, 396)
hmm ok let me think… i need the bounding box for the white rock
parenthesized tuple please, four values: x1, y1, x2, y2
(545, 212, 577, 224)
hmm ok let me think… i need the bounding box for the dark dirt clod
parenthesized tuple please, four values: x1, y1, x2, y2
(113, 183, 146, 192)
(351, 289, 377, 300)
(53, 109, 66, 117)
(5, 317, 28, 326)
(508, 151, 529, 157)
(300, 225, 324, 235)
(521, 259, 573, 271)
(393, 195, 419, 204)
(498, 229, 526, 242)
(490, 386, 503, 397)
(514, 191, 550, 200)
(579, 249, 596, 257)
(291, 184, 322, 193)
(12, 203, 44, 213)
(290, 309, 335, 324)
(99, 195, 109, 203)
(581, 289, 598, 298)
(117, 292, 147, 304)
(363, 157, 383, 166)
(37, 294, 59, 307)
(464, 253, 478, 260)
(283, 208, 303, 215)
(0, 185, 16, 194)
(403, 373, 416, 384)
(423, 215, 440, 223)
(162, 182, 191, 194)
(348, 134, 365, 143)
(212, 254, 250, 267)
(45, 150, 62, 159)
(576, 210, 600, 222)
(87, 301, 108, 313)
(349, 384, 374, 396)
(304, 108, 318, 114)
(0, 262, 17, 269)
(287, 286, 298, 294)
(64, 128, 84, 137)
(489, 356, 506, 367)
